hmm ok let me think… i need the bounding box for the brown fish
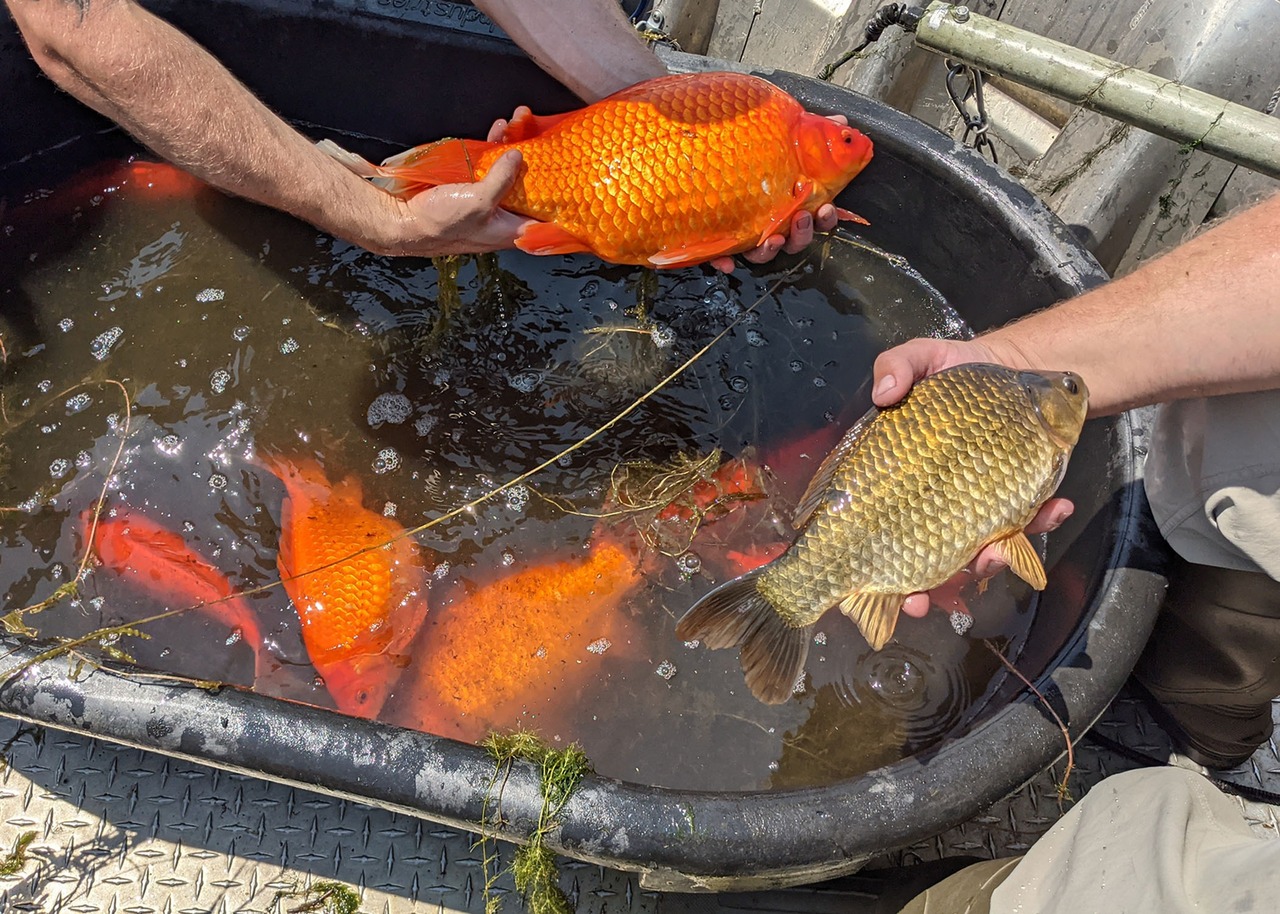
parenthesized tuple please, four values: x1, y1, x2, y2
(676, 363, 1088, 704)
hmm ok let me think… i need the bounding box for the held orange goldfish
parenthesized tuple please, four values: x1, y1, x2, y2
(84, 507, 273, 684)
(388, 536, 644, 744)
(318, 72, 874, 268)
(261, 455, 433, 719)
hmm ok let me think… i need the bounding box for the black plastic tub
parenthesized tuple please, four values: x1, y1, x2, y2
(0, 0, 1168, 892)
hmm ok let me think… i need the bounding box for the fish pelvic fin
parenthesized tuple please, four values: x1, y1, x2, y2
(676, 570, 810, 705)
(990, 530, 1048, 590)
(838, 591, 904, 651)
(516, 221, 595, 256)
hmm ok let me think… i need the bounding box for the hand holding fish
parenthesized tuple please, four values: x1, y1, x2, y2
(871, 338, 1078, 619)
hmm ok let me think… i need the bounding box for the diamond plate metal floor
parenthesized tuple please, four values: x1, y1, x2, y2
(1, 687, 1277, 912)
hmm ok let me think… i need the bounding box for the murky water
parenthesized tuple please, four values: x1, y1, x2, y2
(0, 141, 1038, 791)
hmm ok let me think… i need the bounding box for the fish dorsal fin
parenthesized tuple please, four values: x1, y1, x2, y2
(501, 108, 573, 143)
(516, 221, 595, 256)
(647, 234, 743, 269)
(792, 407, 879, 528)
(990, 530, 1048, 590)
(757, 179, 814, 245)
(837, 591, 904, 651)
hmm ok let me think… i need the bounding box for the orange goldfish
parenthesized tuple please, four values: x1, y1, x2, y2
(319, 72, 874, 268)
(261, 455, 433, 719)
(84, 507, 273, 684)
(389, 536, 644, 744)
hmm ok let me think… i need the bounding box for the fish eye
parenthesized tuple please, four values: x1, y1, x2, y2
(842, 132, 854, 144)
(1063, 375, 1079, 395)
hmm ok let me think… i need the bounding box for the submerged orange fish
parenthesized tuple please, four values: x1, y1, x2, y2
(319, 71, 874, 268)
(84, 507, 272, 684)
(389, 535, 644, 744)
(261, 455, 433, 719)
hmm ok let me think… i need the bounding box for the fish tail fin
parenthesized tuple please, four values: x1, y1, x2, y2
(677, 570, 810, 705)
(318, 137, 497, 196)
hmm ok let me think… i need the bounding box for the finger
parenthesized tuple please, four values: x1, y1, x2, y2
(472, 150, 524, 208)
(826, 115, 849, 126)
(781, 211, 814, 255)
(813, 203, 839, 234)
(1025, 498, 1074, 535)
(487, 119, 508, 143)
(871, 339, 953, 407)
(741, 235, 785, 264)
(900, 593, 931, 618)
(709, 255, 737, 273)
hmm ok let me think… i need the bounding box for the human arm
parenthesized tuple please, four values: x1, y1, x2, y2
(872, 190, 1280, 616)
(5, 0, 529, 256)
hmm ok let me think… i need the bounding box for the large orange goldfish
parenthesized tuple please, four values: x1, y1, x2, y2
(261, 455, 433, 719)
(388, 536, 644, 744)
(319, 72, 874, 268)
(84, 507, 273, 685)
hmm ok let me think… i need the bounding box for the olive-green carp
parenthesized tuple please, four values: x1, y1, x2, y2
(676, 363, 1089, 704)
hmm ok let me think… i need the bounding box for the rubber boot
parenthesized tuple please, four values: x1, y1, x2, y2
(1132, 557, 1280, 769)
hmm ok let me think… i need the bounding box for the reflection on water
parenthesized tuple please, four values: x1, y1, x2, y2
(0, 145, 1036, 791)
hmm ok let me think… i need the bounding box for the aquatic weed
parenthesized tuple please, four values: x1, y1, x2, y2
(0, 831, 36, 877)
(273, 879, 363, 914)
(479, 729, 591, 914)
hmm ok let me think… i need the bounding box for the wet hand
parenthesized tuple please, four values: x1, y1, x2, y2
(379, 149, 537, 257)
(871, 336, 1078, 619)
(710, 115, 850, 274)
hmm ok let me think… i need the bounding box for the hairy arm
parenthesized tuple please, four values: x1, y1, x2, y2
(871, 191, 1280, 616)
(6, 0, 441, 252)
(477, 0, 667, 102)
(874, 191, 1280, 416)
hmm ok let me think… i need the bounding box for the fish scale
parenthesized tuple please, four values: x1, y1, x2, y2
(678, 363, 1088, 704)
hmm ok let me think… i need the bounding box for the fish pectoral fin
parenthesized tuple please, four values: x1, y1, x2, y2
(756, 180, 813, 244)
(990, 530, 1048, 590)
(647, 235, 743, 269)
(501, 108, 572, 142)
(837, 591, 904, 651)
(835, 206, 871, 226)
(793, 407, 878, 527)
(516, 221, 595, 256)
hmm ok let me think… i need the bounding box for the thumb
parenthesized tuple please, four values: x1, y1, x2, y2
(872, 340, 941, 407)
(474, 149, 523, 208)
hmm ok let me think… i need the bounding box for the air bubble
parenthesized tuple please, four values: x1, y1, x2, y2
(790, 360, 804, 372)
(37, 380, 52, 393)
(504, 484, 530, 512)
(501, 550, 516, 567)
(746, 329, 766, 347)
(232, 325, 250, 341)
(383, 502, 397, 517)
(650, 325, 676, 348)
(587, 638, 611, 655)
(58, 318, 74, 333)
(728, 376, 749, 393)
(507, 370, 541, 393)
(209, 369, 232, 395)
(812, 377, 827, 388)
(675, 552, 701, 577)
(814, 631, 828, 646)
(373, 447, 401, 474)
(75, 451, 92, 469)
(278, 337, 299, 355)
(65, 393, 92, 414)
(655, 660, 678, 681)
(209, 472, 228, 490)
(90, 326, 123, 361)
(367, 393, 412, 427)
(414, 414, 437, 437)
(49, 458, 71, 479)
(580, 280, 600, 298)
(433, 561, 451, 580)
(155, 434, 182, 457)
(196, 288, 225, 302)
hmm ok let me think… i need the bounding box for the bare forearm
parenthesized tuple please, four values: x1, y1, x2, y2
(477, 0, 667, 102)
(9, 0, 405, 249)
(981, 192, 1280, 416)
